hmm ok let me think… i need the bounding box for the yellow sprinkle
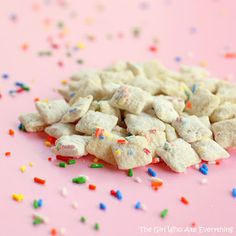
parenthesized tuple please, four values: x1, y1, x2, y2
(114, 149, 121, 156)
(12, 193, 24, 202)
(43, 99, 49, 103)
(93, 158, 99, 163)
(29, 162, 34, 167)
(44, 141, 52, 147)
(77, 42, 85, 49)
(61, 80, 68, 85)
(20, 165, 26, 173)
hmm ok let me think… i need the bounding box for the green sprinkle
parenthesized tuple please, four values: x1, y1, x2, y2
(72, 176, 86, 184)
(90, 163, 104, 168)
(22, 85, 30, 91)
(128, 169, 133, 177)
(94, 223, 100, 231)
(33, 217, 43, 225)
(68, 159, 76, 165)
(33, 200, 39, 209)
(160, 208, 168, 218)
(80, 216, 86, 223)
(59, 162, 67, 168)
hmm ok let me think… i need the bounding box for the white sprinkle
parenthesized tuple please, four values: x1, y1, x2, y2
(141, 204, 147, 211)
(134, 177, 142, 183)
(60, 227, 67, 235)
(200, 178, 208, 185)
(195, 164, 200, 170)
(72, 201, 78, 209)
(208, 161, 216, 165)
(60, 187, 68, 197)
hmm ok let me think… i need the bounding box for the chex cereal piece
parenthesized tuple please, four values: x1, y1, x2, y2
(100, 71, 134, 84)
(52, 135, 90, 158)
(75, 111, 118, 135)
(210, 102, 236, 123)
(70, 70, 99, 81)
(142, 130, 166, 157)
(159, 77, 191, 100)
(58, 88, 72, 101)
(102, 82, 121, 98)
(165, 124, 178, 142)
(212, 118, 236, 148)
(142, 60, 167, 79)
(110, 85, 151, 114)
(111, 126, 128, 137)
(72, 79, 104, 100)
(172, 116, 212, 143)
(111, 136, 152, 169)
(192, 138, 230, 161)
(153, 97, 179, 123)
(180, 65, 210, 80)
(19, 113, 46, 132)
(216, 82, 236, 103)
(45, 123, 77, 139)
(86, 131, 125, 165)
(158, 95, 185, 113)
(126, 62, 145, 76)
(61, 95, 93, 123)
(125, 112, 165, 135)
(199, 116, 211, 130)
(156, 139, 201, 172)
(98, 100, 121, 121)
(105, 61, 127, 72)
(185, 88, 220, 116)
(36, 99, 69, 125)
(130, 75, 161, 95)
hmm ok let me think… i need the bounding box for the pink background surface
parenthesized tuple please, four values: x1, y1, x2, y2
(0, 0, 236, 235)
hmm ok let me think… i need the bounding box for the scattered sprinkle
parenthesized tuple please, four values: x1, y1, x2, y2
(135, 201, 141, 210)
(34, 177, 46, 185)
(99, 202, 107, 211)
(94, 223, 100, 231)
(8, 129, 15, 136)
(134, 177, 142, 183)
(12, 193, 24, 202)
(180, 196, 189, 205)
(128, 169, 133, 177)
(72, 176, 87, 184)
(59, 162, 67, 168)
(160, 208, 168, 218)
(232, 188, 236, 198)
(199, 163, 208, 175)
(60, 187, 68, 197)
(116, 190, 123, 200)
(80, 216, 86, 223)
(20, 165, 26, 173)
(148, 168, 157, 177)
(90, 163, 104, 168)
(5, 152, 11, 157)
(88, 184, 96, 191)
(72, 201, 78, 209)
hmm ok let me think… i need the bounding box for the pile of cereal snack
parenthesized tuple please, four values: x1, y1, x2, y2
(19, 60, 236, 172)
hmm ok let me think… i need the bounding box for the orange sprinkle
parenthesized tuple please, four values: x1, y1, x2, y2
(34, 98, 40, 102)
(185, 100, 192, 109)
(8, 129, 15, 136)
(180, 196, 189, 205)
(151, 181, 163, 188)
(5, 152, 11, 156)
(117, 139, 127, 144)
(216, 160, 221, 165)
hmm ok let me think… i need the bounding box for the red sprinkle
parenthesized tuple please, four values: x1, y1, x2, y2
(216, 160, 221, 165)
(56, 155, 73, 163)
(5, 152, 11, 156)
(110, 189, 117, 197)
(47, 136, 56, 145)
(143, 148, 150, 155)
(180, 196, 189, 205)
(34, 177, 46, 185)
(224, 53, 236, 59)
(51, 228, 57, 235)
(191, 222, 197, 227)
(88, 184, 96, 191)
(149, 45, 158, 53)
(48, 157, 52, 162)
(185, 100, 192, 109)
(117, 139, 127, 144)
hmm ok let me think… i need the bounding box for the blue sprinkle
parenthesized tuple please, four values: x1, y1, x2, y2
(148, 168, 157, 177)
(2, 73, 9, 79)
(232, 188, 236, 198)
(15, 82, 24, 87)
(175, 56, 182, 62)
(116, 190, 123, 200)
(99, 135, 105, 140)
(99, 202, 106, 210)
(201, 164, 208, 171)
(199, 166, 208, 175)
(135, 201, 141, 209)
(191, 84, 197, 93)
(38, 199, 43, 207)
